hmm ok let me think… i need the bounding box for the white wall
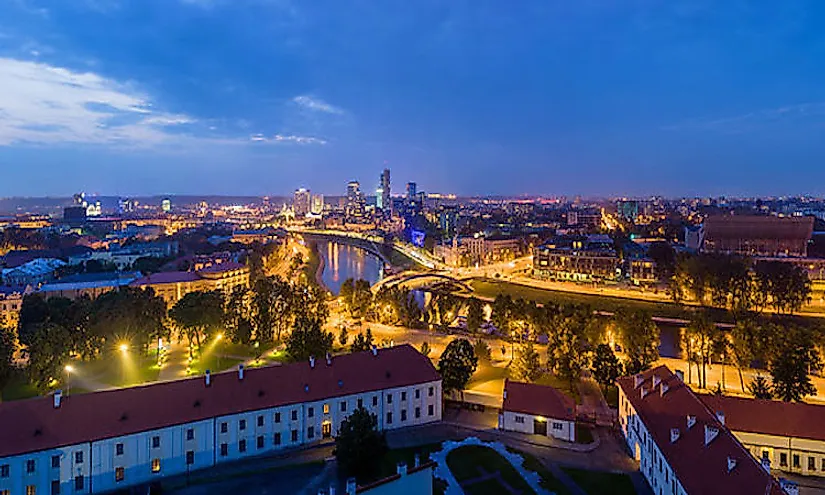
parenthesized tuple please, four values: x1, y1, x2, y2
(0, 443, 91, 495)
(499, 411, 575, 442)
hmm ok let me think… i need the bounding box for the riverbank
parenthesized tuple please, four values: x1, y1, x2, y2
(303, 240, 329, 293)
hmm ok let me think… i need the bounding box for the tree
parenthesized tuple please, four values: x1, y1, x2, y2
(419, 341, 431, 358)
(770, 326, 821, 402)
(591, 344, 623, 390)
(755, 260, 812, 315)
(437, 338, 478, 398)
(684, 311, 714, 388)
(169, 291, 225, 358)
(351, 279, 373, 319)
(0, 323, 15, 391)
(25, 322, 71, 392)
(547, 320, 588, 387)
(615, 310, 660, 375)
(473, 339, 492, 362)
(491, 294, 514, 334)
(512, 341, 542, 383)
(647, 241, 676, 281)
(748, 375, 774, 400)
(252, 276, 294, 344)
(338, 327, 349, 347)
(334, 407, 388, 479)
(729, 317, 758, 393)
(466, 297, 484, 333)
(225, 286, 253, 345)
(286, 315, 333, 362)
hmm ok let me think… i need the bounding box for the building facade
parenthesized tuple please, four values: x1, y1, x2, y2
(130, 262, 250, 307)
(0, 286, 25, 328)
(533, 235, 619, 283)
(499, 380, 576, 442)
(701, 215, 814, 257)
(0, 345, 442, 495)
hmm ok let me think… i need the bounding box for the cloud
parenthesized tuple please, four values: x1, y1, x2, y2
(664, 103, 825, 133)
(292, 95, 344, 115)
(250, 133, 326, 145)
(0, 57, 196, 146)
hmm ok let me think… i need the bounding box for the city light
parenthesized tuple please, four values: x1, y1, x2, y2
(64, 365, 74, 373)
(119, 343, 129, 352)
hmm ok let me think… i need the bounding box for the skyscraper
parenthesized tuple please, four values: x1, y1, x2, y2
(294, 188, 311, 217)
(310, 194, 324, 215)
(379, 168, 391, 214)
(406, 182, 417, 199)
(346, 181, 365, 217)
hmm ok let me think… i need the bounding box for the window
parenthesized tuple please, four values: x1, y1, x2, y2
(239, 440, 247, 453)
(115, 467, 125, 482)
(428, 404, 434, 416)
(553, 423, 563, 431)
(387, 394, 393, 404)
(50, 480, 59, 495)
(429, 386, 434, 397)
(415, 389, 421, 399)
(357, 398, 363, 409)
(809, 457, 816, 471)
(151, 436, 160, 449)
(401, 410, 407, 421)
(0, 490, 8, 495)
(415, 407, 421, 419)
(116, 443, 124, 456)
(762, 451, 770, 461)
(386, 412, 393, 424)
(0, 464, 8, 477)
(75, 451, 84, 464)
(27, 486, 36, 495)
(340, 402, 347, 412)
(372, 396, 378, 407)
(151, 458, 161, 473)
(221, 422, 228, 433)
(308, 426, 315, 439)
(275, 412, 281, 423)
(239, 419, 247, 431)
(794, 454, 800, 469)
(401, 391, 407, 401)
(51, 455, 60, 468)
(308, 407, 314, 418)
(186, 451, 194, 465)
(515, 416, 525, 424)
(291, 410, 298, 421)
(26, 460, 35, 474)
(186, 429, 195, 441)
(220, 443, 228, 457)
(74, 475, 84, 490)
(274, 432, 282, 445)
(291, 430, 298, 442)
(780, 453, 788, 467)
(257, 415, 264, 427)
(822, 458, 825, 472)
(257, 436, 264, 449)
(323, 403, 330, 415)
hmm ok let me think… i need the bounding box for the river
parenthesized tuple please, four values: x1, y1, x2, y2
(316, 240, 385, 295)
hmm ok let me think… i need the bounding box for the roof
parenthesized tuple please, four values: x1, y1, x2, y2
(130, 271, 201, 286)
(40, 273, 140, 293)
(704, 215, 814, 242)
(2, 258, 66, 276)
(503, 379, 575, 421)
(196, 261, 247, 274)
(700, 394, 825, 443)
(0, 344, 440, 458)
(617, 366, 785, 495)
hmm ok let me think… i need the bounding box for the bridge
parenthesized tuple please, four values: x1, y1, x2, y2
(372, 270, 474, 293)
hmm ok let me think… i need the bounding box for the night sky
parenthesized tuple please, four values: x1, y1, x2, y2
(2, 1, 825, 197)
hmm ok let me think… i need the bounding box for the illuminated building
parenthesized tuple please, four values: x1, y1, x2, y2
(293, 188, 311, 217)
(161, 198, 172, 213)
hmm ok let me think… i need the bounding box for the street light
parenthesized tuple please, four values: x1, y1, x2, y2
(64, 365, 74, 396)
(119, 343, 129, 353)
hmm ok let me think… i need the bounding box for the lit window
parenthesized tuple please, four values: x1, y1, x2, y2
(26, 486, 36, 495)
(115, 467, 125, 482)
(151, 459, 161, 473)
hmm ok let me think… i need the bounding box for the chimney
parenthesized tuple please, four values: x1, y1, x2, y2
(640, 386, 650, 399)
(675, 370, 685, 381)
(687, 415, 696, 429)
(633, 374, 644, 389)
(326, 352, 332, 366)
(660, 383, 670, 397)
(652, 375, 661, 388)
(54, 389, 63, 409)
(397, 462, 407, 476)
(762, 457, 771, 473)
(205, 370, 211, 387)
(727, 456, 737, 473)
(704, 425, 719, 446)
(670, 428, 680, 443)
(503, 390, 508, 400)
(346, 478, 357, 495)
(310, 356, 316, 369)
(414, 453, 421, 468)
(371, 345, 378, 356)
(716, 410, 725, 425)
(238, 364, 245, 380)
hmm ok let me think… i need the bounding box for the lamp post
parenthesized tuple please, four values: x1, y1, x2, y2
(119, 344, 128, 384)
(64, 365, 74, 396)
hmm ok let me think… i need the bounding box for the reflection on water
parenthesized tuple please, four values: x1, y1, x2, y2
(318, 241, 384, 295)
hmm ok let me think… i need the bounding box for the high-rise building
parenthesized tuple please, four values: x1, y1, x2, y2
(161, 198, 172, 213)
(406, 182, 417, 200)
(346, 181, 365, 217)
(379, 168, 391, 214)
(293, 188, 311, 217)
(310, 194, 324, 215)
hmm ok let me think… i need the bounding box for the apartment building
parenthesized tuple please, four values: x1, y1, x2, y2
(129, 261, 249, 307)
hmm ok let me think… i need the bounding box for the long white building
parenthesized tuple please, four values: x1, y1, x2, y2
(617, 366, 794, 495)
(0, 344, 442, 495)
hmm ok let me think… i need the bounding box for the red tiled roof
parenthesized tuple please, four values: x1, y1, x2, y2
(0, 344, 440, 458)
(701, 394, 825, 443)
(502, 379, 575, 421)
(130, 271, 201, 286)
(617, 366, 786, 495)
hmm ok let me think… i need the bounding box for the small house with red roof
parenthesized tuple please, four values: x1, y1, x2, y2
(499, 379, 577, 442)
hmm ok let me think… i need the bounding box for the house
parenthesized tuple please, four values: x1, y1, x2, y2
(499, 379, 576, 442)
(129, 261, 250, 307)
(701, 394, 825, 478)
(0, 344, 442, 495)
(617, 366, 795, 495)
(0, 286, 27, 327)
(1, 258, 67, 287)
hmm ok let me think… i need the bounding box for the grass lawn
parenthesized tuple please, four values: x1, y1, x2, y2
(189, 354, 244, 374)
(447, 445, 536, 495)
(0, 373, 38, 402)
(506, 448, 571, 495)
(77, 351, 161, 387)
(575, 424, 594, 444)
(562, 468, 637, 495)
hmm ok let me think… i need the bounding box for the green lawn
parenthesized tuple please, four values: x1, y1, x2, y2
(189, 354, 244, 374)
(562, 468, 637, 495)
(447, 445, 536, 495)
(507, 448, 571, 495)
(78, 351, 161, 387)
(0, 373, 38, 402)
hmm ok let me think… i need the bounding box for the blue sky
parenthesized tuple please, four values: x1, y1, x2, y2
(2, 0, 825, 197)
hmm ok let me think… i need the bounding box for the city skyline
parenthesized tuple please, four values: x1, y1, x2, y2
(3, 1, 825, 197)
